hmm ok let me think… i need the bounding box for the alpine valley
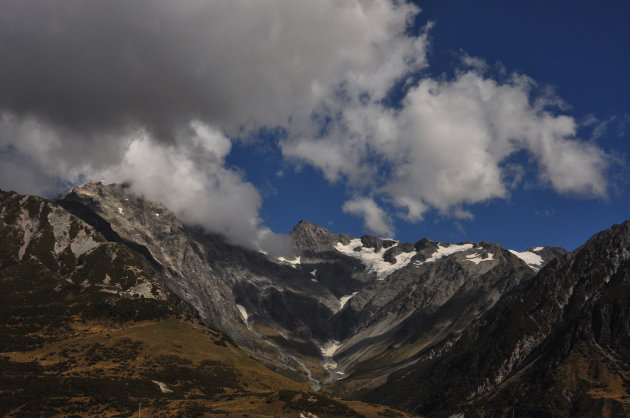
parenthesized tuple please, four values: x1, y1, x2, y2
(1, 182, 629, 417)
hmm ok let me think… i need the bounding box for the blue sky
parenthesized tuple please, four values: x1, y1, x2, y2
(0, 1, 628, 253)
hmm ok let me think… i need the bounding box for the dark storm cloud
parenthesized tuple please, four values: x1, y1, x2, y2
(0, 0, 417, 141)
(0, 0, 420, 251)
(1, 1, 225, 140)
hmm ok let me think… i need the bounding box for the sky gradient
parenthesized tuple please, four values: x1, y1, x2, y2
(0, 1, 628, 253)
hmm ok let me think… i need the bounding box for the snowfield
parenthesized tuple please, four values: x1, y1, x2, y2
(335, 238, 416, 280)
(465, 252, 495, 264)
(236, 304, 249, 322)
(276, 256, 301, 268)
(418, 243, 474, 264)
(509, 250, 543, 270)
(339, 292, 358, 310)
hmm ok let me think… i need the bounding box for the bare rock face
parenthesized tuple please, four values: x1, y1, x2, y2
(55, 184, 347, 384)
(54, 183, 549, 389)
(291, 219, 350, 253)
(57, 183, 237, 325)
(0, 190, 175, 319)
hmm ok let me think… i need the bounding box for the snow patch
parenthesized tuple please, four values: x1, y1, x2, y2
(277, 256, 301, 267)
(311, 278, 318, 283)
(152, 380, 172, 393)
(236, 304, 248, 322)
(509, 250, 543, 270)
(320, 340, 342, 373)
(419, 243, 474, 265)
(339, 292, 358, 310)
(321, 340, 341, 358)
(465, 252, 494, 264)
(118, 207, 124, 214)
(310, 269, 317, 277)
(334, 238, 416, 280)
(532, 246, 544, 252)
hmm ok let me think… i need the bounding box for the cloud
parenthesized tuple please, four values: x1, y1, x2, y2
(0, 115, 290, 254)
(0, 1, 613, 247)
(535, 209, 555, 219)
(0, 0, 421, 252)
(95, 122, 291, 256)
(618, 114, 630, 137)
(582, 115, 617, 141)
(342, 197, 393, 236)
(0, 114, 126, 195)
(0, 0, 422, 141)
(283, 67, 611, 223)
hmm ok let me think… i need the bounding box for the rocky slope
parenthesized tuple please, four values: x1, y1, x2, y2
(56, 183, 347, 386)
(367, 221, 630, 416)
(286, 220, 566, 395)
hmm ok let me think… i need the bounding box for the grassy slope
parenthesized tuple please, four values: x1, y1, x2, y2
(0, 264, 414, 417)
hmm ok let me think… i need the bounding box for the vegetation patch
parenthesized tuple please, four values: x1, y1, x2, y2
(277, 389, 363, 417)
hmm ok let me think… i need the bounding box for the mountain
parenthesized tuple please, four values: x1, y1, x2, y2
(289, 220, 565, 397)
(366, 221, 630, 416)
(55, 183, 354, 386)
(3, 182, 627, 416)
(54, 183, 565, 392)
(0, 188, 409, 417)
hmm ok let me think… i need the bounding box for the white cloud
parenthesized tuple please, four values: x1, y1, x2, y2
(95, 123, 291, 255)
(0, 115, 290, 254)
(283, 66, 610, 224)
(342, 197, 393, 236)
(460, 53, 489, 72)
(0, 114, 125, 195)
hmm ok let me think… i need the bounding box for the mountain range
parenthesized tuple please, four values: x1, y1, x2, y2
(1, 182, 628, 417)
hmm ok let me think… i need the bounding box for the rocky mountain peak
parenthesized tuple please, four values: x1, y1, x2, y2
(359, 235, 397, 252)
(290, 219, 349, 252)
(413, 237, 434, 251)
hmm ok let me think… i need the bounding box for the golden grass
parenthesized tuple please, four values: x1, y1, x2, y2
(2, 315, 418, 417)
(554, 341, 630, 417)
